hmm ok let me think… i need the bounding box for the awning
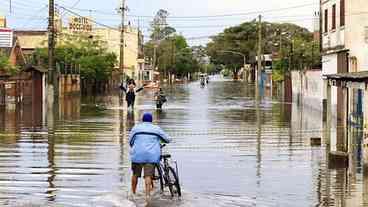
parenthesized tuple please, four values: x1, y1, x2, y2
(324, 71, 368, 82)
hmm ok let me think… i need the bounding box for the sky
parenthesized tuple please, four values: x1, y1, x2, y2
(0, 0, 319, 45)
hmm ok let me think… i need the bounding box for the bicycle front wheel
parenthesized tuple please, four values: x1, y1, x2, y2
(167, 166, 181, 197)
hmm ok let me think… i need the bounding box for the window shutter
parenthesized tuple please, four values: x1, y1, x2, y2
(340, 0, 345, 26)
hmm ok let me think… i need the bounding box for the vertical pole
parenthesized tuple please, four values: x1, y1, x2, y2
(153, 45, 157, 71)
(48, 0, 55, 86)
(256, 15, 262, 102)
(279, 32, 282, 55)
(243, 56, 246, 82)
(48, 0, 59, 99)
(257, 15, 262, 88)
(172, 39, 176, 84)
(119, 0, 126, 81)
(319, 0, 323, 54)
(326, 80, 332, 148)
(364, 89, 368, 206)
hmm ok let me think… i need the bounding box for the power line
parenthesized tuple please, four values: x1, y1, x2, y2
(57, 5, 118, 31)
(20, 5, 49, 28)
(60, 2, 317, 19)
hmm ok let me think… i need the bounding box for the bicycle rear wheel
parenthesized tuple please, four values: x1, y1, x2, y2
(167, 166, 181, 197)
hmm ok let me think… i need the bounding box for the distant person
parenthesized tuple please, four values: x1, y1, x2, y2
(200, 77, 205, 87)
(154, 88, 167, 109)
(120, 79, 144, 109)
(129, 112, 171, 203)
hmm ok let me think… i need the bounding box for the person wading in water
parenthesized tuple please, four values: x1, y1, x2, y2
(120, 79, 145, 109)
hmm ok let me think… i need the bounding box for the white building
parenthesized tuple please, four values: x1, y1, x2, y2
(322, 0, 368, 120)
(321, 1, 368, 205)
(322, 0, 368, 75)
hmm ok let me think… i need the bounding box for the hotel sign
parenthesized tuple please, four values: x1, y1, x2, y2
(69, 16, 92, 32)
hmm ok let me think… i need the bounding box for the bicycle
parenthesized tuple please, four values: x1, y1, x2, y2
(153, 144, 182, 197)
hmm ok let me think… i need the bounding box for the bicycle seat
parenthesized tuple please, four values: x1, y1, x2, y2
(161, 154, 171, 159)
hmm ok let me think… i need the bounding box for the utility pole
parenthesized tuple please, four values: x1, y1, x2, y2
(9, 0, 12, 13)
(319, 0, 322, 54)
(257, 15, 262, 89)
(153, 44, 157, 71)
(171, 38, 175, 84)
(119, 0, 126, 81)
(48, 0, 55, 86)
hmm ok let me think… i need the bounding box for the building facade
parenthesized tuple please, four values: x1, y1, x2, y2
(13, 15, 141, 81)
(321, 1, 368, 196)
(93, 26, 140, 80)
(322, 0, 368, 131)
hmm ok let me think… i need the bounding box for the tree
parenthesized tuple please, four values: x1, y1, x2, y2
(150, 9, 176, 40)
(0, 51, 19, 75)
(35, 33, 117, 81)
(144, 9, 202, 79)
(207, 21, 320, 79)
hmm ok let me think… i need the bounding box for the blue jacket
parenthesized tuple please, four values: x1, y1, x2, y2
(129, 122, 171, 164)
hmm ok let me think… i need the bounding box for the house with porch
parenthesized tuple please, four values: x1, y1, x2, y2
(321, 0, 368, 181)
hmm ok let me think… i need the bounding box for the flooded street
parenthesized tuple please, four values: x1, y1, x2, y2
(0, 76, 366, 207)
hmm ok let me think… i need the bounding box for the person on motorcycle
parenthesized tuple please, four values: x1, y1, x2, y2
(129, 112, 171, 203)
(154, 88, 167, 109)
(120, 79, 144, 109)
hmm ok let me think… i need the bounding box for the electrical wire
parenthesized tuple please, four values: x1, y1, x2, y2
(62, 2, 317, 19)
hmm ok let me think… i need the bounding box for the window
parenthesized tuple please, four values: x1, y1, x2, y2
(332, 4, 336, 30)
(340, 0, 345, 26)
(324, 9, 328, 33)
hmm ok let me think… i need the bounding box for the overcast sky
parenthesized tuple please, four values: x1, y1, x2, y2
(1, 0, 319, 45)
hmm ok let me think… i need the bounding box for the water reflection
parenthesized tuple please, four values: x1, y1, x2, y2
(0, 77, 366, 206)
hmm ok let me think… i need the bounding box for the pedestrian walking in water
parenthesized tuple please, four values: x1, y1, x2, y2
(120, 79, 144, 109)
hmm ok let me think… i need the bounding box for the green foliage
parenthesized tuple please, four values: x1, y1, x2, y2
(144, 9, 207, 78)
(221, 68, 231, 77)
(289, 37, 321, 70)
(207, 21, 321, 77)
(35, 33, 117, 81)
(272, 59, 288, 82)
(0, 52, 20, 75)
(145, 33, 199, 78)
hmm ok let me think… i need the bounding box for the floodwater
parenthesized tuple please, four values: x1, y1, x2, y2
(0, 75, 367, 207)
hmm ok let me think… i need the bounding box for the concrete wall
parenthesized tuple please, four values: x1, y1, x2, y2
(15, 31, 47, 50)
(291, 70, 324, 111)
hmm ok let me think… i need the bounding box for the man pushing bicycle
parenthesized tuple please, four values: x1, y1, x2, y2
(128, 112, 171, 204)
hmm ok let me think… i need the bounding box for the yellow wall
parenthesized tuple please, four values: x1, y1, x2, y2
(14, 26, 139, 79)
(93, 27, 139, 79)
(16, 32, 47, 51)
(0, 16, 6, 28)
